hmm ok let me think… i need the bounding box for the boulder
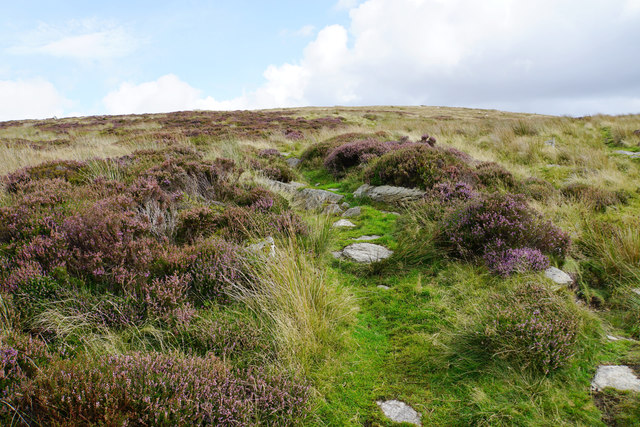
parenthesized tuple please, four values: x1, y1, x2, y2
(342, 243, 393, 263)
(544, 267, 573, 285)
(297, 188, 344, 210)
(376, 400, 421, 426)
(342, 206, 362, 218)
(354, 184, 426, 205)
(323, 204, 344, 215)
(285, 157, 301, 167)
(333, 219, 356, 228)
(340, 202, 350, 209)
(247, 236, 276, 258)
(264, 179, 305, 196)
(591, 365, 640, 392)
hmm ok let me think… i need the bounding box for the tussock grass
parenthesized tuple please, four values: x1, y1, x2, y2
(230, 238, 355, 372)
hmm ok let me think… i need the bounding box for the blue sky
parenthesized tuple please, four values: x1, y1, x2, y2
(1, 0, 639, 120)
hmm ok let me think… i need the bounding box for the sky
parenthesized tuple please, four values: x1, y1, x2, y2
(1, 0, 640, 121)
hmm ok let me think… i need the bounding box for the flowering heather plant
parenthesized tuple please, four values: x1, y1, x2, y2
(475, 161, 518, 190)
(443, 192, 570, 267)
(482, 282, 579, 375)
(163, 238, 243, 302)
(257, 148, 282, 158)
(483, 247, 550, 276)
(9, 351, 310, 425)
(143, 273, 195, 325)
(175, 206, 219, 244)
(300, 131, 389, 166)
(364, 144, 478, 189)
(324, 139, 396, 177)
(0, 331, 52, 396)
(5, 160, 86, 192)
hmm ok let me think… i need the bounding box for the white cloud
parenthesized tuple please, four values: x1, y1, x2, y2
(223, 0, 640, 115)
(102, 0, 640, 116)
(0, 79, 70, 121)
(103, 74, 247, 114)
(9, 20, 140, 60)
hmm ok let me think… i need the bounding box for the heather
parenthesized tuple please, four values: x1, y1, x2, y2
(479, 282, 580, 374)
(1, 106, 640, 425)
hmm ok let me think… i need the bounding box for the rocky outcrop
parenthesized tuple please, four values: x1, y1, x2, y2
(296, 188, 344, 210)
(332, 219, 356, 228)
(354, 184, 425, 204)
(544, 267, 573, 285)
(340, 243, 393, 263)
(376, 400, 421, 426)
(323, 204, 344, 215)
(285, 157, 301, 167)
(614, 150, 640, 159)
(342, 206, 362, 218)
(591, 365, 640, 392)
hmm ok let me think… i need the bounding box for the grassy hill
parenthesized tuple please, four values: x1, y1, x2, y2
(1, 106, 639, 425)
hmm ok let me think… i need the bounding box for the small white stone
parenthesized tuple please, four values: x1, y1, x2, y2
(544, 267, 573, 285)
(376, 400, 421, 426)
(632, 288, 640, 296)
(592, 365, 640, 392)
(331, 251, 344, 259)
(247, 237, 276, 258)
(353, 235, 381, 241)
(333, 219, 356, 228)
(377, 285, 390, 290)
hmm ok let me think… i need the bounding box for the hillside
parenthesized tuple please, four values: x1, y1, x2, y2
(1, 106, 640, 425)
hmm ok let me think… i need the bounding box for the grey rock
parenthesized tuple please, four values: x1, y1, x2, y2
(591, 365, 640, 392)
(331, 251, 344, 260)
(323, 203, 344, 215)
(247, 237, 276, 258)
(285, 157, 301, 167)
(296, 188, 344, 210)
(632, 288, 640, 296)
(377, 285, 390, 290)
(353, 235, 381, 241)
(333, 219, 356, 228)
(544, 267, 573, 285)
(342, 206, 362, 218)
(342, 243, 393, 263)
(340, 202, 350, 209)
(544, 138, 556, 147)
(614, 150, 640, 159)
(328, 188, 340, 192)
(354, 184, 426, 205)
(376, 400, 421, 426)
(264, 179, 305, 196)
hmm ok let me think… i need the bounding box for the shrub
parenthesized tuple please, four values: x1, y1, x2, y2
(143, 273, 195, 325)
(475, 162, 518, 190)
(300, 131, 389, 166)
(236, 186, 290, 214)
(364, 144, 477, 189)
(324, 139, 396, 177)
(163, 238, 243, 302)
(5, 160, 86, 192)
(8, 352, 310, 425)
(481, 282, 579, 374)
(175, 206, 219, 244)
(0, 331, 52, 395)
(260, 163, 296, 183)
(519, 177, 556, 201)
(561, 183, 627, 212)
(257, 148, 281, 158)
(442, 192, 570, 273)
(483, 248, 550, 277)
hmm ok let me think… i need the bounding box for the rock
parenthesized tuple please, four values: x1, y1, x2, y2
(340, 202, 350, 209)
(544, 138, 556, 147)
(342, 206, 362, 218)
(591, 365, 640, 392)
(285, 157, 301, 168)
(331, 251, 344, 260)
(296, 188, 344, 210)
(632, 288, 640, 296)
(264, 179, 305, 196)
(342, 243, 393, 263)
(377, 285, 390, 290)
(614, 150, 640, 159)
(376, 400, 421, 426)
(328, 188, 340, 192)
(607, 335, 636, 342)
(323, 204, 344, 215)
(544, 267, 573, 285)
(333, 219, 356, 228)
(353, 235, 381, 241)
(354, 184, 426, 205)
(247, 237, 276, 258)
